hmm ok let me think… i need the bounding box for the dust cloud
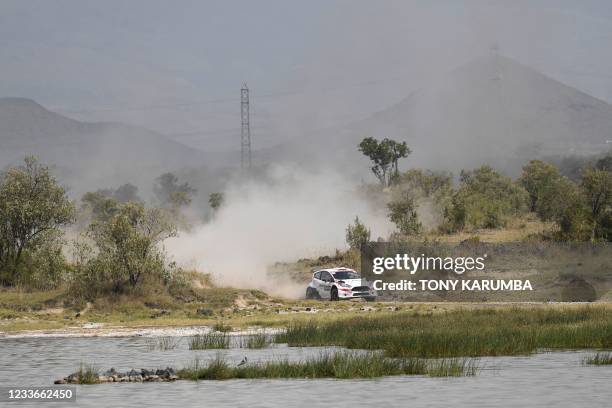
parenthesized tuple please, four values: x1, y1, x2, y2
(165, 165, 392, 298)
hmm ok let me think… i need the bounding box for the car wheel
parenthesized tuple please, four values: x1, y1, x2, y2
(330, 287, 339, 301)
(305, 287, 318, 299)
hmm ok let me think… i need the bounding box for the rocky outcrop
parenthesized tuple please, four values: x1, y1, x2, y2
(54, 367, 179, 384)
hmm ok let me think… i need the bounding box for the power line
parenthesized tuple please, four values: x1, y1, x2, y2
(58, 74, 412, 115)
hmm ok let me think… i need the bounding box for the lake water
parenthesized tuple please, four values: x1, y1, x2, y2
(0, 336, 610, 407)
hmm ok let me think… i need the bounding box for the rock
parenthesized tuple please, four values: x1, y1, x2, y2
(155, 367, 176, 377)
(103, 368, 117, 376)
(56, 367, 182, 384)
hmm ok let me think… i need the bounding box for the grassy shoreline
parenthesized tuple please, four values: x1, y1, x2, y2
(277, 305, 612, 358)
(3, 300, 611, 335)
(0, 301, 612, 335)
(177, 352, 479, 380)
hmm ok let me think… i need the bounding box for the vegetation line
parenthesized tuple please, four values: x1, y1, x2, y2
(189, 333, 230, 350)
(583, 352, 612, 365)
(276, 306, 612, 358)
(177, 352, 479, 380)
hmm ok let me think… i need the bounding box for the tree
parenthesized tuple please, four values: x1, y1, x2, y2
(346, 216, 371, 250)
(554, 189, 591, 241)
(400, 169, 452, 198)
(535, 176, 577, 222)
(596, 154, 612, 172)
(444, 165, 528, 231)
(81, 191, 119, 222)
(209, 192, 224, 212)
(519, 160, 577, 221)
(153, 173, 196, 208)
(0, 157, 75, 286)
(520, 160, 562, 211)
(113, 183, 141, 203)
(581, 167, 612, 241)
(74, 202, 177, 296)
(387, 192, 422, 235)
(359, 137, 411, 186)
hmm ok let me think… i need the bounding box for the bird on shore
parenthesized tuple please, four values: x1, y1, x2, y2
(237, 356, 248, 366)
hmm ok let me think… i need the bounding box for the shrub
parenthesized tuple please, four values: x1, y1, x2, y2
(400, 169, 452, 198)
(444, 165, 529, 231)
(70, 202, 177, 299)
(387, 192, 422, 235)
(345, 216, 371, 249)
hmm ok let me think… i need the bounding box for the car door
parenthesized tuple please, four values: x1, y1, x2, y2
(312, 271, 323, 295)
(318, 271, 333, 299)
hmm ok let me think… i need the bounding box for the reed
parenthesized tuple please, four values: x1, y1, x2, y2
(146, 336, 181, 351)
(178, 352, 478, 380)
(188, 333, 230, 350)
(583, 352, 612, 365)
(76, 363, 99, 384)
(239, 333, 271, 349)
(276, 306, 612, 358)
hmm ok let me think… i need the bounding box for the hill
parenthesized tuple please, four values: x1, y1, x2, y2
(0, 98, 215, 194)
(289, 55, 612, 176)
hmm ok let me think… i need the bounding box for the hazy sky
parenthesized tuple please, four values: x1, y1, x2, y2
(2, 0, 612, 152)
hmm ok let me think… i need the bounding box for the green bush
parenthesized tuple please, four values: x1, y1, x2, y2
(70, 202, 177, 299)
(16, 240, 69, 290)
(443, 165, 528, 231)
(345, 216, 371, 249)
(400, 169, 452, 198)
(387, 192, 422, 235)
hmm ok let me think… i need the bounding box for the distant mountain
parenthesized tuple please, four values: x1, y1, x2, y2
(0, 98, 218, 194)
(288, 55, 612, 176)
(5, 53, 612, 194)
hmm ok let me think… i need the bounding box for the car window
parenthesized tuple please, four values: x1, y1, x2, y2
(321, 271, 332, 281)
(314, 271, 321, 280)
(332, 271, 360, 280)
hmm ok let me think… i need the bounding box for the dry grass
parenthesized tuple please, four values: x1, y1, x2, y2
(425, 217, 551, 243)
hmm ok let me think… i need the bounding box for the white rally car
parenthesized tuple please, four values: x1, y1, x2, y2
(305, 267, 376, 301)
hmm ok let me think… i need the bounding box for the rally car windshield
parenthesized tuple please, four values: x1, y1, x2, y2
(332, 271, 360, 280)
